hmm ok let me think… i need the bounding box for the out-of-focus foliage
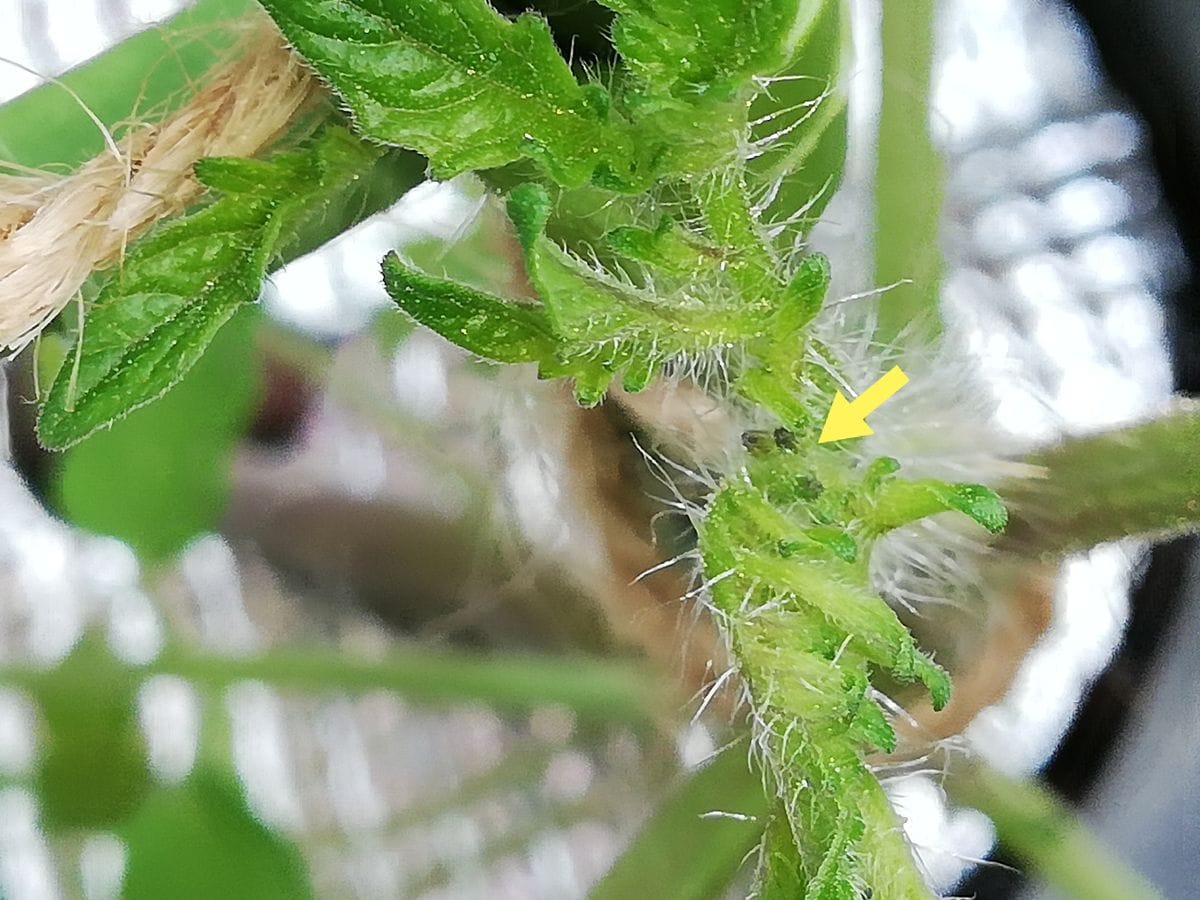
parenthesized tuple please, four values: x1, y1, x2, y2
(120, 767, 314, 900)
(51, 307, 259, 563)
(591, 746, 767, 899)
(31, 635, 150, 832)
(0, 0, 258, 169)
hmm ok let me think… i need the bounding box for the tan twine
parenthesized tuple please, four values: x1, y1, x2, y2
(0, 19, 319, 352)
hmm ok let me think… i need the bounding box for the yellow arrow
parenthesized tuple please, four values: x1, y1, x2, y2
(818, 366, 909, 443)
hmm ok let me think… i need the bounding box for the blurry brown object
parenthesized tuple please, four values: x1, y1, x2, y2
(561, 388, 735, 712)
(899, 565, 1056, 747)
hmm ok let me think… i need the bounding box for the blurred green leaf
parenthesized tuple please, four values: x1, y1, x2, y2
(745, 0, 846, 231)
(999, 402, 1200, 558)
(121, 766, 313, 900)
(371, 308, 417, 357)
(591, 747, 768, 900)
(32, 635, 150, 832)
(51, 306, 258, 563)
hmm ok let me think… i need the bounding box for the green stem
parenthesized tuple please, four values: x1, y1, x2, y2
(0, 0, 258, 170)
(999, 401, 1200, 558)
(149, 645, 661, 725)
(950, 761, 1163, 900)
(857, 776, 937, 900)
(874, 0, 944, 343)
(0, 645, 662, 726)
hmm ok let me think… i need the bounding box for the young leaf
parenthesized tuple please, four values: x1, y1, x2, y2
(37, 128, 381, 451)
(506, 183, 772, 402)
(381, 252, 560, 365)
(866, 479, 1008, 536)
(599, 0, 824, 100)
(258, 0, 638, 187)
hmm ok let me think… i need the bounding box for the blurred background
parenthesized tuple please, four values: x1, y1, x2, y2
(1, 0, 1198, 897)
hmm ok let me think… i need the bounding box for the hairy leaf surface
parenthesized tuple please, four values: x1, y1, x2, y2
(600, 0, 824, 99)
(38, 128, 380, 450)
(52, 308, 259, 563)
(259, 0, 637, 186)
(381, 252, 559, 365)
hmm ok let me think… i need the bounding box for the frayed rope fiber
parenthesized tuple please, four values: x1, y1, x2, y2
(0, 19, 320, 352)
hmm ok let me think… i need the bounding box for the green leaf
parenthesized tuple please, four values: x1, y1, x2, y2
(599, 0, 824, 100)
(776, 252, 833, 335)
(590, 746, 767, 900)
(37, 127, 381, 451)
(603, 219, 719, 276)
(867, 479, 1008, 536)
(121, 766, 313, 900)
(31, 634, 150, 832)
(507, 183, 774, 403)
(51, 307, 259, 563)
(258, 0, 638, 186)
(381, 252, 560, 365)
(595, 0, 834, 181)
